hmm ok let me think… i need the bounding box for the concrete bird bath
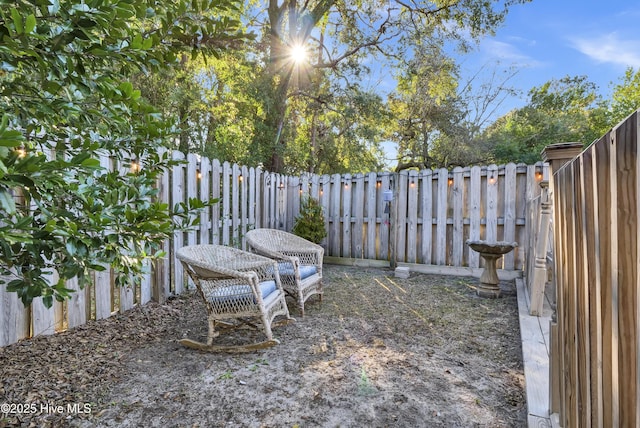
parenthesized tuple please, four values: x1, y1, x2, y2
(466, 240, 518, 298)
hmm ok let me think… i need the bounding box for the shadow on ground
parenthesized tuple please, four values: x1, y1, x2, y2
(0, 265, 526, 427)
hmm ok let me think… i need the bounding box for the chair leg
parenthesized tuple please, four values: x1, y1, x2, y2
(206, 317, 218, 346)
(260, 313, 274, 340)
(298, 293, 305, 317)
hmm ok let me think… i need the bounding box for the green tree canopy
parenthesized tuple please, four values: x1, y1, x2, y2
(610, 67, 640, 125)
(480, 75, 609, 164)
(255, 0, 532, 173)
(131, 0, 532, 175)
(0, 0, 248, 306)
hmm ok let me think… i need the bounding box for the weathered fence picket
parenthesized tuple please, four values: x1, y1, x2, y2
(468, 166, 481, 268)
(221, 162, 230, 245)
(435, 168, 447, 265)
(171, 151, 185, 295)
(330, 173, 341, 255)
(342, 173, 352, 257)
(366, 172, 377, 259)
(396, 172, 408, 263)
(451, 167, 464, 267)
(420, 170, 433, 265)
(353, 174, 365, 258)
(156, 152, 172, 301)
(199, 158, 211, 245)
(503, 163, 517, 269)
(31, 290, 52, 338)
(379, 173, 391, 261)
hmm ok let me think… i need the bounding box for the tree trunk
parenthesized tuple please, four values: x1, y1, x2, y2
(266, 77, 291, 173)
(307, 26, 326, 174)
(177, 53, 190, 154)
(178, 101, 190, 154)
(264, 2, 292, 173)
(263, 0, 334, 173)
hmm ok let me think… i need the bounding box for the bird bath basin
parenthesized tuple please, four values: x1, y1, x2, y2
(466, 240, 518, 298)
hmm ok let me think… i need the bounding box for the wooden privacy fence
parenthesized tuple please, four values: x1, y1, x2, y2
(382, 164, 545, 271)
(549, 110, 640, 427)
(168, 156, 546, 274)
(1, 153, 544, 347)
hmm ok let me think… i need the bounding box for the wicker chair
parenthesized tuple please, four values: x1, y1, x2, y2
(176, 244, 292, 352)
(246, 228, 323, 316)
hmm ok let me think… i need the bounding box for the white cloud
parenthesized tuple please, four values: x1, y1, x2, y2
(482, 39, 544, 67)
(571, 33, 640, 68)
(505, 35, 537, 48)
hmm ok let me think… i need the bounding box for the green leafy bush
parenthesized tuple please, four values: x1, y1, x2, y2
(292, 196, 326, 244)
(0, 0, 247, 307)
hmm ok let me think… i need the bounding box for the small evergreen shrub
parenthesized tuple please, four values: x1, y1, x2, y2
(292, 196, 327, 244)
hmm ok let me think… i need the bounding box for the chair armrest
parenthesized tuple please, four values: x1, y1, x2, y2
(282, 248, 323, 267)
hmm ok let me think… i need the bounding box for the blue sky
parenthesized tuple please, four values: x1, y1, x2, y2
(368, 1, 640, 165)
(463, 1, 640, 117)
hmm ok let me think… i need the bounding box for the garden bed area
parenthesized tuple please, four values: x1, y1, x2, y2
(1, 265, 526, 427)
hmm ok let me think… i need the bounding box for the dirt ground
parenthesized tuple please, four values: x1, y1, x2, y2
(1, 265, 526, 427)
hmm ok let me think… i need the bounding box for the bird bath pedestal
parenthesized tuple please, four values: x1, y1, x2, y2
(466, 240, 518, 298)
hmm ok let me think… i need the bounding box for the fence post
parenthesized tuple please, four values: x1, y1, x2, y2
(542, 142, 584, 176)
(529, 175, 551, 316)
(541, 142, 584, 417)
(390, 173, 398, 269)
(541, 142, 584, 312)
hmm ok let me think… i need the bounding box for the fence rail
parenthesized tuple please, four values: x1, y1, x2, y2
(549, 110, 639, 427)
(1, 155, 545, 347)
